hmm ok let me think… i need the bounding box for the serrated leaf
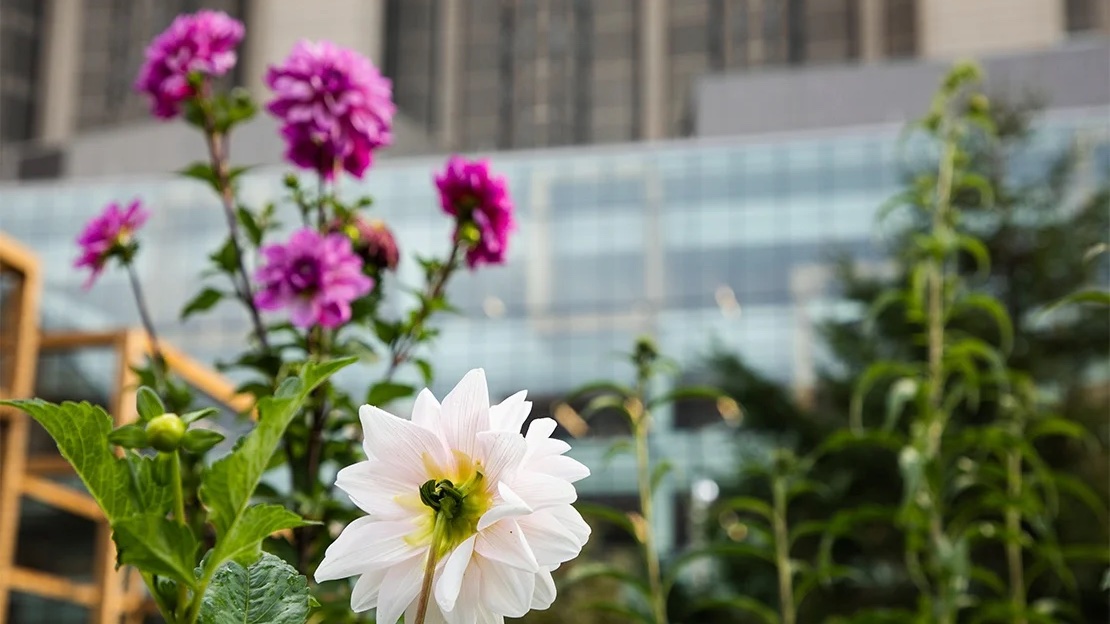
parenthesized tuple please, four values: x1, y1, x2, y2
(182, 288, 225, 320)
(0, 400, 171, 520)
(198, 553, 311, 624)
(136, 386, 165, 421)
(199, 358, 354, 578)
(366, 381, 415, 407)
(208, 505, 311, 568)
(113, 514, 199, 587)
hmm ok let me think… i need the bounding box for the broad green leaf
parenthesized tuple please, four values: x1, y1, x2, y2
(113, 514, 199, 587)
(197, 553, 311, 624)
(208, 504, 311, 568)
(179, 162, 219, 191)
(200, 357, 355, 539)
(365, 381, 415, 406)
(690, 596, 779, 624)
(0, 400, 170, 520)
(182, 288, 225, 320)
(136, 386, 165, 421)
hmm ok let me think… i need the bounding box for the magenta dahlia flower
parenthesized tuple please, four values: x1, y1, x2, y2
(254, 228, 374, 328)
(435, 156, 516, 268)
(74, 199, 149, 288)
(265, 40, 395, 179)
(134, 10, 245, 119)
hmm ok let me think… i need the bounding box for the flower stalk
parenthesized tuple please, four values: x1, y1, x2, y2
(771, 474, 796, 624)
(124, 261, 168, 393)
(1006, 444, 1027, 624)
(631, 340, 668, 624)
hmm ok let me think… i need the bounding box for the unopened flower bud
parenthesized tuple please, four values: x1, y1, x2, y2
(968, 93, 989, 115)
(146, 413, 186, 452)
(328, 215, 400, 273)
(458, 222, 482, 246)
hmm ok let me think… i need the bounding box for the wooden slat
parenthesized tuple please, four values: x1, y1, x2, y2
(8, 567, 98, 607)
(38, 329, 124, 351)
(24, 454, 74, 476)
(21, 476, 102, 520)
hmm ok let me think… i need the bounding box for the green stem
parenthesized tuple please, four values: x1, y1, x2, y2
(772, 476, 796, 624)
(1006, 447, 1027, 624)
(633, 378, 668, 624)
(170, 451, 190, 623)
(925, 134, 957, 624)
(413, 516, 447, 624)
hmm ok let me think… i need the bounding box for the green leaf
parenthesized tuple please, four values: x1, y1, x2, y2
(182, 407, 221, 424)
(562, 562, 650, 597)
(238, 207, 264, 247)
(650, 460, 673, 493)
(949, 293, 1014, 353)
(883, 377, 919, 432)
(956, 233, 991, 278)
(576, 502, 641, 543)
(197, 553, 311, 624)
(414, 358, 434, 385)
(182, 429, 226, 454)
(365, 381, 415, 407)
(602, 439, 633, 467)
(113, 514, 199, 587)
(107, 424, 148, 449)
(690, 596, 780, 624)
(0, 400, 171, 521)
(582, 602, 653, 624)
(182, 288, 225, 320)
(715, 496, 773, 522)
(180, 162, 219, 191)
(1052, 288, 1110, 309)
(664, 543, 776, 594)
(136, 386, 166, 421)
(646, 385, 727, 410)
(850, 361, 922, 432)
(201, 358, 355, 538)
(208, 505, 311, 568)
(210, 239, 240, 274)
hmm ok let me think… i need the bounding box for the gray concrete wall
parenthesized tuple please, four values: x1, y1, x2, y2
(695, 40, 1110, 138)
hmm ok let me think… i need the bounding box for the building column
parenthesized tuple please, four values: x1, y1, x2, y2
(858, 0, 885, 62)
(437, 0, 464, 150)
(35, 0, 84, 144)
(243, 0, 386, 99)
(639, 0, 668, 140)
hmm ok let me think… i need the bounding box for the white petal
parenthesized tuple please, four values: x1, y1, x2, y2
(525, 417, 557, 441)
(405, 601, 449, 624)
(475, 431, 527, 485)
(489, 390, 530, 432)
(475, 519, 539, 572)
(351, 568, 388, 612)
(527, 454, 591, 483)
(411, 388, 443, 433)
(477, 482, 532, 531)
(476, 556, 535, 618)
(435, 535, 476, 613)
(528, 437, 571, 458)
(335, 461, 414, 519)
(315, 518, 421, 582)
(508, 472, 577, 509)
(440, 369, 491, 458)
(375, 553, 427, 624)
(442, 564, 487, 624)
(516, 506, 590, 566)
(530, 569, 557, 610)
(359, 404, 449, 481)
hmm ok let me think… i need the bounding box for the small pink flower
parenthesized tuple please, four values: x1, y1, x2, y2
(435, 156, 516, 269)
(134, 10, 245, 119)
(266, 40, 395, 179)
(254, 228, 374, 328)
(74, 200, 149, 288)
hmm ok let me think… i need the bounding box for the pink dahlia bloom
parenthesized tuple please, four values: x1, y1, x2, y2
(254, 228, 374, 328)
(265, 40, 395, 179)
(74, 200, 149, 288)
(134, 10, 245, 119)
(435, 156, 516, 269)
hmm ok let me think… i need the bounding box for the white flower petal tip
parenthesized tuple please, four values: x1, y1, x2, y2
(317, 370, 587, 622)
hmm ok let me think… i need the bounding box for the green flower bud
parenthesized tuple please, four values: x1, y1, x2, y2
(146, 413, 186, 453)
(458, 222, 481, 246)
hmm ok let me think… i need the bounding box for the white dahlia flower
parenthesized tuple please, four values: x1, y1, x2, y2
(315, 369, 591, 623)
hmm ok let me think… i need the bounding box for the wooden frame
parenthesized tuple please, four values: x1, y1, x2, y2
(2, 322, 250, 622)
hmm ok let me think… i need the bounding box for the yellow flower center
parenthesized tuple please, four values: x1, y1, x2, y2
(401, 451, 492, 557)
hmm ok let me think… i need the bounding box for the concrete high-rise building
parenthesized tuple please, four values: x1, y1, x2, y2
(1, 0, 1107, 179)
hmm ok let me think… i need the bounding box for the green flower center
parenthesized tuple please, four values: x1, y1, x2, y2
(405, 453, 491, 557)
